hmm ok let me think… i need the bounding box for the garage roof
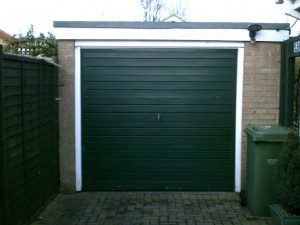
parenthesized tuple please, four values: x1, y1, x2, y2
(53, 21, 289, 30)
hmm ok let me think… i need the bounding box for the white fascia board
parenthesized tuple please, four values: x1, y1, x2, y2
(75, 41, 244, 49)
(56, 28, 289, 42)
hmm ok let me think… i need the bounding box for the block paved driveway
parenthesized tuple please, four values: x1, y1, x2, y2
(31, 192, 271, 225)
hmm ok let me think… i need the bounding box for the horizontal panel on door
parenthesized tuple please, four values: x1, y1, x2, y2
(85, 104, 234, 113)
(84, 113, 234, 123)
(84, 136, 233, 146)
(85, 97, 235, 105)
(83, 91, 235, 105)
(82, 150, 234, 159)
(83, 143, 233, 150)
(83, 158, 233, 173)
(83, 172, 234, 181)
(82, 67, 235, 76)
(82, 73, 235, 82)
(84, 90, 235, 99)
(83, 82, 234, 91)
(82, 58, 236, 67)
(84, 144, 234, 153)
(84, 121, 234, 128)
(83, 181, 234, 191)
(81, 49, 237, 59)
(84, 127, 234, 136)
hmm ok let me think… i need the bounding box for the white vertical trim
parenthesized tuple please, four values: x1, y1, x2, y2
(75, 46, 82, 191)
(235, 47, 244, 192)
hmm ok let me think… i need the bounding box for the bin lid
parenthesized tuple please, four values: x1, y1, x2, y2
(244, 125, 289, 142)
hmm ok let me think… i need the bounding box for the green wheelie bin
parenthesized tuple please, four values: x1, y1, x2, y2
(245, 125, 289, 217)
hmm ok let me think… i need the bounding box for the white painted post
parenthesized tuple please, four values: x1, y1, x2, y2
(75, 46, 82, 191)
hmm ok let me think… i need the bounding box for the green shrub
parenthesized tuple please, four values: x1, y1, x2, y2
(273, 127, 300, 215)
(4, 25, 57, 58)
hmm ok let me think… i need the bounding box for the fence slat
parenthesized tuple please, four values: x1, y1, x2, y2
(39, 63, 44, 205)
(20, 60, 28, 224)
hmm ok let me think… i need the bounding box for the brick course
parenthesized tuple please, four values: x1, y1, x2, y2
(57, 41, 281, 192)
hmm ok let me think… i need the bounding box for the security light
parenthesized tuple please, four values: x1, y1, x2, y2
(248, 24, 262, 44)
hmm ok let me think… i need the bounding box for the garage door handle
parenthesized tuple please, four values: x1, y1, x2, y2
(157, 113, 160, 123)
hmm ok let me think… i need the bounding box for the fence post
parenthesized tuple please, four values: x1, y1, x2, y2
(0, 45, 6, 225)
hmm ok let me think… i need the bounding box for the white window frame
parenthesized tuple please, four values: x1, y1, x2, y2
(75, 41, 244, 192)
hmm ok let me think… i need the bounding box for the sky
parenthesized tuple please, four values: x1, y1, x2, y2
(0, 0, 291, 36)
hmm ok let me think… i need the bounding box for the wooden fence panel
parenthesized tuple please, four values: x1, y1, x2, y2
(0, 46, 59, 225)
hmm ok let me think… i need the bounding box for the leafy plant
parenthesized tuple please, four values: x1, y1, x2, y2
(4, 25, 57, 58)
(273, 126, 300, 215)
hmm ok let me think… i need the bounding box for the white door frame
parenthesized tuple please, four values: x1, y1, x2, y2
(74, 40, 244, 192)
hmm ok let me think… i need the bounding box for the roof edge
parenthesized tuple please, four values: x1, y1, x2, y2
(53, 21, 290, 30)
(0, 29, 12, 39)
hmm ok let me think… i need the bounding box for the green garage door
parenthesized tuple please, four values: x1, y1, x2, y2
(81, 49, 237, 191)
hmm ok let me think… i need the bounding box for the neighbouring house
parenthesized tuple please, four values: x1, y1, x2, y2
(0, 29, 11, 45)
(53, 0, 300, 193)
